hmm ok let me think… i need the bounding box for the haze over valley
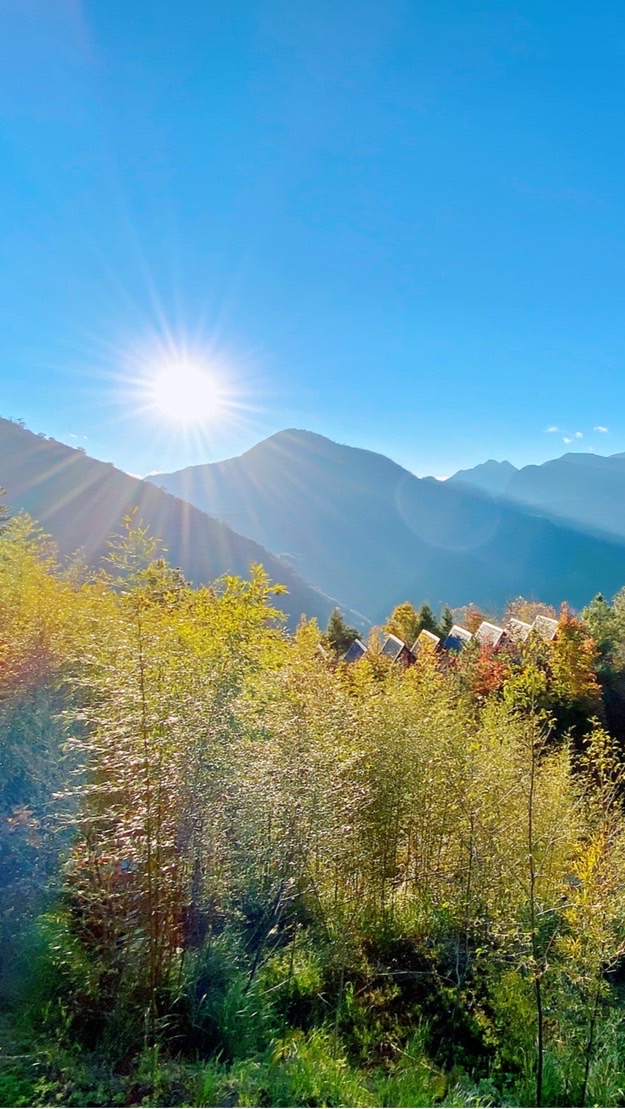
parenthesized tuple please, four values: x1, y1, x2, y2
(5, 415, 625, 628)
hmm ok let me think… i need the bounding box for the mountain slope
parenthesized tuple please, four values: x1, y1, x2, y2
(450, 451, 625, 541)
(0, 419, 355, 629)
(150, 429, 625, 621)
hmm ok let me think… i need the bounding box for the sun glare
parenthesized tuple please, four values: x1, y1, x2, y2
(150, 362, 222, 424)
(116, 330, 262, 454)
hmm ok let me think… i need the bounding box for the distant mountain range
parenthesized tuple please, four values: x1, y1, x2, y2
(0, 418, 356, 629)
(5, 417, 625, 628)
(448, 451, 625, 540)
(150, 429, 625, 622)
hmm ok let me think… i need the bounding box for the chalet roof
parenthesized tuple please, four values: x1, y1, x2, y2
(474, 621, 506, 648)
(532, 614, 559, 642)
(342, 638, 367, 663)
(411, 628, 441, 654)
(506, 618, 533, 643)
(443, 624, 473, 652)
(381, 633, 407, 661)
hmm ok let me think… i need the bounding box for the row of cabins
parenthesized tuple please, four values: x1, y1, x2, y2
(342, 613, 560, 666)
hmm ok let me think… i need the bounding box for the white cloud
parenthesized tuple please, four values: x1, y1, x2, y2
(575, 431, 583, 439)
(562, 437, 573, 444)
(546, 425, 559, 432)
(594, 425, 608, 433)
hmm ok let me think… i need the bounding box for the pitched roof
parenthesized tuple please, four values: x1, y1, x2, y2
(381, 633, 408, 661)
(342, 638, 367, 663)
(506, 618, 533, 644)
(532, 614, 559, 641)
(411, 628, 441, 654)
(443, 625, 473, 652)
(474, 621, 506, 648)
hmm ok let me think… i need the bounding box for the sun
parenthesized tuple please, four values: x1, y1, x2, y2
(150, 361, 222, 424)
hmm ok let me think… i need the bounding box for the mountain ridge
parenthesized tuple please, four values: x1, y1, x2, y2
(448, 449, 625, 541)
(149, 429, 625, 621)
(0, 418, 362, 629)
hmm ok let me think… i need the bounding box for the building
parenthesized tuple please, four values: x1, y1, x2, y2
(506, 618, 533, 645)
(532, 614, 559, 642)
(474, 621, 506, 649)
(443, 625, 473, 652)
(411, 628, 441, 656)
(381, 633, 415, 666)
(342, 638, 367, 663)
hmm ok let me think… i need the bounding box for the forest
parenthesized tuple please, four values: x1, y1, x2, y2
(4, 504, 625, 1108)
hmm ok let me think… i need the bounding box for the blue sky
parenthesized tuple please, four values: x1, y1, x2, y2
(1, 0, 624, 477)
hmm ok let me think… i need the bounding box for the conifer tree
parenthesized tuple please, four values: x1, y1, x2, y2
(439, 604, 454, 639)
(324, 607, 358, 655)
(417, 602, 438, 636)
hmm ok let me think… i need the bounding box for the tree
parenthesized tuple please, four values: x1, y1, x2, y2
(386, 601, 442, 646)
(556, 726, 625, 1106)
(417, 602, 439, 636)
(0, 512, 81, 992)
(583, 593, 623, 676)
(504, 596, 556, 625)
(548, 605, 602, 734)
(324, 608, 358, 656)
(385, 602, 420, 645)
(474, 705, 579, 1107)
(438, 604, 454, 639)
(582, 592, 625, 737)
(459, 644, 511, 700)
(453, 603, 487, 634)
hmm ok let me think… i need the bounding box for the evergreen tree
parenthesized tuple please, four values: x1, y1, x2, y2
(439, 604, 454, 639)
(582, 593, 622, 676)
(416, 602, 438, 636)
(324, 607, 358, 655)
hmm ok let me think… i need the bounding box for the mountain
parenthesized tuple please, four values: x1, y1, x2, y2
(0, 419, 357, 629)
(449, 451, 625, 541)
(448, 459, 518, 496)
(150, 429, 625, 622)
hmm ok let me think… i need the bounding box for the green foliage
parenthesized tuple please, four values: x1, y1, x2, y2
(439, 604, 454, 639)
(324, 607, 358, 655)
(582, 593, 622, 675)
(7, 506, 625, 1105)
(385, 600, 441, 645)
(385, 601, 421, 644)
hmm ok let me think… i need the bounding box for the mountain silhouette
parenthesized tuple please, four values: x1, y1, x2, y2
(0, 418, 357, 629)
(450, 450, 625, 542)
(151, 429, 625, 621)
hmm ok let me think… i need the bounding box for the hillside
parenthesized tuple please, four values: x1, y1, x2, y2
(450, 450, 625, 541)
(5, 500, 625, 1108)
(150, 429, 625, 621)
(0, 418, 354, 629)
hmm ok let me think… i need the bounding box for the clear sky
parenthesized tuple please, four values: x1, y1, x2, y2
(1, 0, 624, 477)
